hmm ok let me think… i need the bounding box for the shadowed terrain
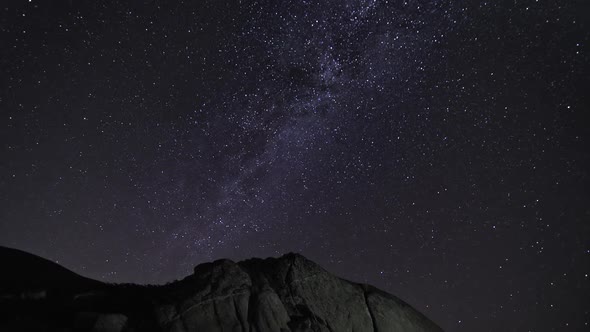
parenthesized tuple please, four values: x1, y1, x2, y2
(0, 246, 443, 331)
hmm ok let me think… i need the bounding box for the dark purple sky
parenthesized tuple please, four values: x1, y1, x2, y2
(1, 1, 588, 331)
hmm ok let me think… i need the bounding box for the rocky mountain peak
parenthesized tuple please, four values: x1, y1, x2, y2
(0, 246, 443, 331)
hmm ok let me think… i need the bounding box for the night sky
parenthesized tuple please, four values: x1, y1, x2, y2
(1, 0, 588, 331)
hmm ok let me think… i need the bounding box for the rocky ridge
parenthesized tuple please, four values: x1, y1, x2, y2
(0, 247, 443, 332)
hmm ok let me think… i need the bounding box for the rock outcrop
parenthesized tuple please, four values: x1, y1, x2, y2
(0, 246, 443, 331)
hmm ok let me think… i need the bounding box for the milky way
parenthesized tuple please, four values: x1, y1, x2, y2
(1, 1, 588, 331)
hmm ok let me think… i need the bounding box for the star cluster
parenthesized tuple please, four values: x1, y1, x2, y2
(1, 1, 588, 331)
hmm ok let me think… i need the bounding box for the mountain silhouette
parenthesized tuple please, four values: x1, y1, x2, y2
(0, 246, 443, 331)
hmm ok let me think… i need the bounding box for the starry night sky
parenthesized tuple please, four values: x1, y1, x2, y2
(1, 0, 589, 331)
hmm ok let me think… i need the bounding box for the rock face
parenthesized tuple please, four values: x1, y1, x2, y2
(0, 246, 443, 332)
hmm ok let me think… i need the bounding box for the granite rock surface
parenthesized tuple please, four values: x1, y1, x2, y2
(0, 246, 443, 331)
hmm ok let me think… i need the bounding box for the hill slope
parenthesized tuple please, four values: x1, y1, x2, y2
(0, 246, 443, 332)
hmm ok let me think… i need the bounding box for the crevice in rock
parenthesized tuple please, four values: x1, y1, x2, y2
(324, 320, 335, 332)
(285, 257, 301, 315)
(362, 287, 378, 332)
(169, 290, 249, 321)
(212, 299, 223, 331)
(284, 255, 329, 331)
(233, 295, 248, 332)
(246, 285, 258, 330)
(285, 256, 296, 284)
(177, 303, 189, 332)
